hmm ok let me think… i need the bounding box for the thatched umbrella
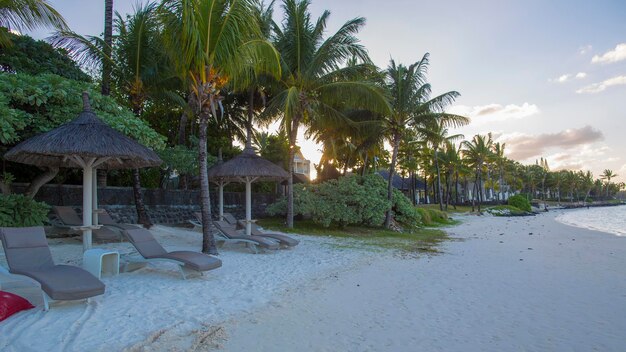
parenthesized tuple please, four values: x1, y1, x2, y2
(4, 92, 161, 250)
(207, 142, 289, 236)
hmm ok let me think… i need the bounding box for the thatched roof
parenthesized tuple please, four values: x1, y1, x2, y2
(4, 93, 162, 169)
(207, 147, 289, 182)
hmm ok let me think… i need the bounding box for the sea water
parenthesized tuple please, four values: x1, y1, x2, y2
(555, 205, 626, 236)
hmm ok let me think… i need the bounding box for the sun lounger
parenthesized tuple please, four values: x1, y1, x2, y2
(98, 209, 141, 230)
(213, 221, 279, 253)
(222, 213, 299, 248)
(0, 227, 105, 310)
(52, 206, 122, 242)
(123, 228, 222, 279)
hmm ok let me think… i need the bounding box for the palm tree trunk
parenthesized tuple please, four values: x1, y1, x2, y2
(362, 152, 368, 177)
(199, 99, 217, 255)
(286, 115, 301, 228)
(454, 171, 459, 208)
(132, 168, 152, 227)
(434, 148, 443, 211)
(384, 132, 401, 228)
(102, 0, 113, 96)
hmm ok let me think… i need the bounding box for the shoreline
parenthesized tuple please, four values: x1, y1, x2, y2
(218, 210, 626, 351)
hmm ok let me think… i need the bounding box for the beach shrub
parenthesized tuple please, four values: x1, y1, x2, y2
(508, 195, 532, 212)
(416, 208, 432, 225)
(267, 174, 420, 228)
(0, 194, 50, 227)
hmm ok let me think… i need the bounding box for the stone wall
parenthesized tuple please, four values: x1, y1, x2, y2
(13, 183, 278, 225)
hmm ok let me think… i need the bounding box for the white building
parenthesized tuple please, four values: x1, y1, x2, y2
(293, 150, 311, 180)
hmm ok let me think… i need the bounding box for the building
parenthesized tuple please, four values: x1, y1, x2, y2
(293, 150, 311, 180)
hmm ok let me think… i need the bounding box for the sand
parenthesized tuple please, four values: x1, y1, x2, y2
(220, 211, 626, 352)
(2, 210, 625, 351)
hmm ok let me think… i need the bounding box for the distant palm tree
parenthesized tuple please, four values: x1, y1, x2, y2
(417, 119, 463, 210)
(462, 133, 493, 212)
(492, 142, 506, 201)
(381, 55, 468, 226)
(601, 169, 618, 198)
(267, 0, 388, 228)
(0, 0, 67, 47)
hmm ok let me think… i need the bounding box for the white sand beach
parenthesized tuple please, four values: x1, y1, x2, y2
(2, 210, 626, 351)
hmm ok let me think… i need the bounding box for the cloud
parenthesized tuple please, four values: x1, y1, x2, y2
(550, 72, 587, 83)
(579, 45, 592, 55)
(576, 75, 626, 94)
(592, 43, 626, 64)
(499, 126, 604, 160)
(449, 103, 539, 123)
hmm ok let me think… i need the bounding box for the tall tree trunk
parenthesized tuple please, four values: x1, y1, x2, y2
(362, 152, 368, 177)
(434, 148, 443, 211)
(286, 115, 301, 228)
(132, 169, 152, 227)
(384, 132, 401, 229)
(454, 171, 459, 208)
(199, 100, 217, 255)
(102, 0, 113, 96)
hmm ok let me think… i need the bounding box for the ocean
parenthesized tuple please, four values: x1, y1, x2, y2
(555, 205, 626, 236)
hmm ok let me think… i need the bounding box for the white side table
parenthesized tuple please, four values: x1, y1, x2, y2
(83, 249, 120, 279)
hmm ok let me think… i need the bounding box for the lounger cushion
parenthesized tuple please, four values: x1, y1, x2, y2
(0, 291, 34, 322)
(124, 229, 168, 258)
(236, 220, 299, 247)
(0, 227, 55, 270)
(161, 252, 222, 271)
(12, 265, 105, 300)
(214, 222, 280, 250)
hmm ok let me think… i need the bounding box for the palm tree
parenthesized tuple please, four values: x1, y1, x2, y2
(601, 169, 618, 198)
(492, 142, 506, 201)
(267, 0, 388, 228)
(159, 0, 280, 254)
(381, 55, 468, 226)
(418, 119, 463, 210)
(462, 133, 494, 212)
(0, 0, 67, 46)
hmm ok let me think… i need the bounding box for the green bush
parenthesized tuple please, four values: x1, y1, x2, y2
(427, 208, 448, 223)
(416, 208, 432, 225)
(0, 194, 50, 227)
(267, 174, 420, 228)
(508, 194, 532, 212)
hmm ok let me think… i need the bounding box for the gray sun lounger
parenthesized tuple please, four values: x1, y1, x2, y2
(0, 226, 105, 310)
(98, 210, 141, 230)
(123, 228, 222, 279)
(52, 206, 122, 242)
(213, 221, 279, 253)
(222, 213, 299, 248)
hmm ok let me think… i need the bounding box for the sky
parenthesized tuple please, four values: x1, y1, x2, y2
(28, 0, 626, 181)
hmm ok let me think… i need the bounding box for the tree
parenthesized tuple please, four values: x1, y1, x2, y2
(462, 133, 494, 212)
(267, 0, 387, 228)
(0, 0, 67, 47)
(159, 0, 280, 254)
(492, 141, 506, 201)
(417, 119, 463, 210)
(601, 169, 618, 198)
(0, 32, 90, 81)
(381, 55, 468, 226)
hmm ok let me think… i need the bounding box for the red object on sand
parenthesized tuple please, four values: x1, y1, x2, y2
(0, 291, 34, 322)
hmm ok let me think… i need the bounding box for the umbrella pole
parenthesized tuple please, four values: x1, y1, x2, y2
(82, 164, 94, 251)
(245, 177, 252, 236)
(92, 167, 98, 227)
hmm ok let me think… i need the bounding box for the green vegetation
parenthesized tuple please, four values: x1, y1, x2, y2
(267, 174, 421, 228)
(257, 217, 448, 254)
(0, 194, 50, 227)
(415, 207, 454, 226)
(508, 194, 532, 212)
(485, 205, 529, 217)
(0, 33, 90, 81)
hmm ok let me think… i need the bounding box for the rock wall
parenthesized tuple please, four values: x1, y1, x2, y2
(13, 183, 278, 224)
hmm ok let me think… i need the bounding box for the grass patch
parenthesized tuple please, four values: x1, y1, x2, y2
(257, 217, 449, 255)
(485, 205, 531, 216)
(416, 204, 474, 214)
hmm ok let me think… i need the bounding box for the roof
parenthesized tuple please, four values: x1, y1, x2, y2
(207, 147, 290, 182)
(377, 170, 425, 190)
(4, 93, 161, 170)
